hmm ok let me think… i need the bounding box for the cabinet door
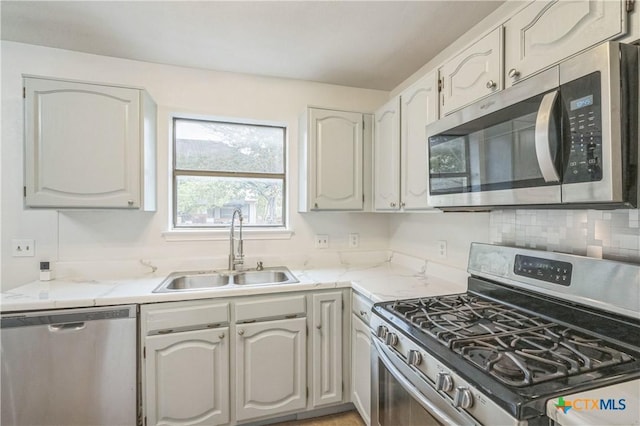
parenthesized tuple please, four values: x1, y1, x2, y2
(373, 98, 401, 211)
(24, 77, 142, 208)
(310, 291, 343, 407)
(505, 0, 626, 87)
(439, 27, 503, 115)
(400, 71, 439, 210)
(351, 315, 371, 425)
(235, 318, 307, 421)
(309, 109, 364, 210)
(145, 328, 229, 426)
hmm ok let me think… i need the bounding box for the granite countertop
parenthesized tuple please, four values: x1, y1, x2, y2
(0, 252, 469, 313)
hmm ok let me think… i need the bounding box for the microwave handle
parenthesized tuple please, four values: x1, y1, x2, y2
(534, 90, 561, 183)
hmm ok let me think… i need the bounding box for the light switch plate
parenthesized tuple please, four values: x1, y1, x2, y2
(12, 239, 35, 257)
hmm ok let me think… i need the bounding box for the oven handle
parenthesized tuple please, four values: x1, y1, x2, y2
(373, 338, 463, 426)
(534, 90, 561, 183)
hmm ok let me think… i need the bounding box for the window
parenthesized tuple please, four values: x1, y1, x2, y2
(173, 117, 286, 228)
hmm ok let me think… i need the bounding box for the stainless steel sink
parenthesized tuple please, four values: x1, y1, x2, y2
(153, 267, 298, 292)
(232, 269, 297, 285)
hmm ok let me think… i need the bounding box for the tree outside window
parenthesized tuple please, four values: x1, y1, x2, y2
(173, 118, 286, 228)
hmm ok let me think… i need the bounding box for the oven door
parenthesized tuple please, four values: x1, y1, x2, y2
(371, 338, 478, 426)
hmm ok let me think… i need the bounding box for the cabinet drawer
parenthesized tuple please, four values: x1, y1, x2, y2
(235, 294, 306, 322)
(352, 292, 373, 326)
(142, 300, 229, 335)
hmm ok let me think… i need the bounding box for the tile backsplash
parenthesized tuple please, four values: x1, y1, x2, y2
(490, 209, 639, 263)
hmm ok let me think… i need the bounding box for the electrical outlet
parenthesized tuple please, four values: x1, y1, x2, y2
(349, 233, 359, 248)
(315, 234, 329, 249)
(437, 240, 447, 259)
(12, 239, 35, 257)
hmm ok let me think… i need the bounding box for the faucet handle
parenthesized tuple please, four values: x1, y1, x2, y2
(256, 261, 264, 271)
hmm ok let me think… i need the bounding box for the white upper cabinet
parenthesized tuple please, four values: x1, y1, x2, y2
(373, 71, 439, 211)
(299, 108, 369, 211)
(439, 27, 503, 116)
(24, 76, 156, 210)
(400, 70, 439, 210)
(373, 98, 400, 211)
(504, 0, 627, 87)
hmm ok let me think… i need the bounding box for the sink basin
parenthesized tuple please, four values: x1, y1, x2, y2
(153, 267, 298, 292)
(232, 270, 297, 285)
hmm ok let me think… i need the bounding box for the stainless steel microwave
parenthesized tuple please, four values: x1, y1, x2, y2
(427, 42, 639, 210)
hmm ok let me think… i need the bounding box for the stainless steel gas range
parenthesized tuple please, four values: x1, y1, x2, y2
(371, 243, 640, 426)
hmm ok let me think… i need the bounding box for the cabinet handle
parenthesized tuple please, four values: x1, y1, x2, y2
(158, 329, 173, 335)
(401, 202, 406, 207)
(316, 324, 322, 330)
(314, 202, 319, 209)
(219, 333, 225, 339)
(360, 310, 368, 317)
(486, 80, 497, 90)
(127, 200, 134, 206)
(238, 329, 245, 336)
(390, 202, 396, 208)
(508, 68, 520, 79)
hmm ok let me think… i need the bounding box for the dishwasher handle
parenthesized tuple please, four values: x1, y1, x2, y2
(48, 322, 86, 332)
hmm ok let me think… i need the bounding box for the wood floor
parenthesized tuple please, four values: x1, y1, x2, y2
(273, 410, 365, 426)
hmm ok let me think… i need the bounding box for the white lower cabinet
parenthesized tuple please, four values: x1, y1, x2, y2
(351, 315, 371, 425)
(235, 317, 307, 421)
(145, 328, 230, 426)
(141, 290, 348, 425)
(310, 292, 343, 407)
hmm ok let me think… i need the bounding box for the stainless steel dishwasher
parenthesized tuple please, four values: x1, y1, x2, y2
(1, 305, 137, 426)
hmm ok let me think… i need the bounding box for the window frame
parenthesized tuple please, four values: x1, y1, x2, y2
(170, 115, 288, 230)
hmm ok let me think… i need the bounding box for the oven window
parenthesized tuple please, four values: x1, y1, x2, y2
(378, 359, 441, 426)
(429, 91, 559, 195)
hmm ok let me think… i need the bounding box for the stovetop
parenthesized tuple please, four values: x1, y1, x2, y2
(386, 293, 634, 388)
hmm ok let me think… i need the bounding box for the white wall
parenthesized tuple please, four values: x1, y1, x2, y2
(388, 212, 491, 271)
(1, 41, 391, 290)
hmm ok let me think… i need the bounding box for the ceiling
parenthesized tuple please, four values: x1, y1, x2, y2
(1, 1, 504, 91)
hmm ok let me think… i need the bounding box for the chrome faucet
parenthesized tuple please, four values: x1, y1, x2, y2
(228, 208, 244, 271)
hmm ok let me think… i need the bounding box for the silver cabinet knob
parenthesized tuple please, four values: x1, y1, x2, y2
(238, 329, 244, 336)
(390, 202, 397, 207)
(401, 202, 406, 207)
(436, 372, 454, 392)
(508, 68, 520, 78)
(127, 200, 134, 206)
(486, 80, 497, 89)
(385, 332, 398, 347)
(407, 350, 422, 366)
(359, 310, 367, 317)
(314, 202, 319, 209)
(219, 333, 225, 339)
(454, 387, 474, 409)
(316, 324, 322, 329)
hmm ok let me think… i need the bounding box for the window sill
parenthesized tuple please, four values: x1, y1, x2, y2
(162, 228, 294, 242)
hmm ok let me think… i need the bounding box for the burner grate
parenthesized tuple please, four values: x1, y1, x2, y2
(387, 295, 634, 387)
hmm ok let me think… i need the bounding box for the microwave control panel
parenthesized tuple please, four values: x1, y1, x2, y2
(562, 72, 602, 183)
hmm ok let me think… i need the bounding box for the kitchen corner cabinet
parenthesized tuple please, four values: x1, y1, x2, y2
(439, 27, 503, 116)
(373, 70, 439, 211)
(309, 291, 343, 407)
(299, 107, 372, 211)
(24, 76, 157, 210)
(141, 301, 231, 426)
(351, 292, 373, 425)
(504, 0, 627, 88)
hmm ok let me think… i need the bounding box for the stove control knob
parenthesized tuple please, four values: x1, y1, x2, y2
(454, 387, 474, 409)
(385, 332, 399, 346)
(436, 372, 453, 392)
(376, 325, 388, 339)
(407, 350, 422, 366)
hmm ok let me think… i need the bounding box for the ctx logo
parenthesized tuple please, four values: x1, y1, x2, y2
(555, 396, 627, 413)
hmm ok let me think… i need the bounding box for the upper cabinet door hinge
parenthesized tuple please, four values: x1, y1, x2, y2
(143, 346, 146, 359)
(23, 87, 26, 98)
(627, 0, 635, 12)
(438, 79, 443, 92)
(23, 186, 27, 197)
